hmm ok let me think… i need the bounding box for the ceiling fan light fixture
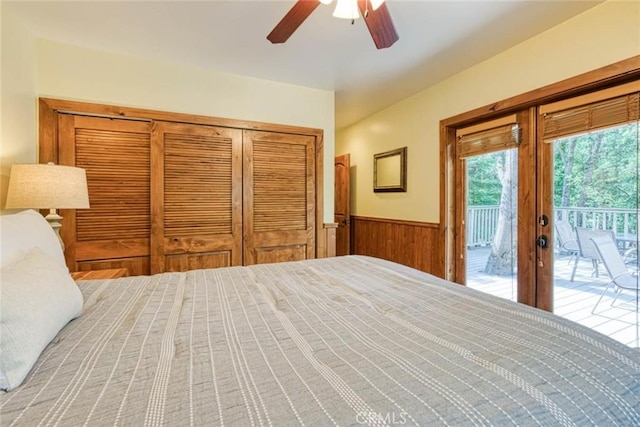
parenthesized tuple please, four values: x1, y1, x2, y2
(333, 0, 360, 20)
(370, 0, 385, 11)
(267, 0, 398, 49)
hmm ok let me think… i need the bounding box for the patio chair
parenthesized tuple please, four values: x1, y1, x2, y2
(555, 220, 578, 264)
(571, 227, 615, 282)
(589, 234, 639, 314)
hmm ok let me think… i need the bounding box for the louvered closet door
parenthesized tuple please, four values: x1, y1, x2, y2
(151, 122, 242, 273)
(58, 114, 152, 275)
(243, 130, 316, 265)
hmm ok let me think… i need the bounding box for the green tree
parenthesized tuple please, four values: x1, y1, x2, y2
(466, 154, 502, 205)
(553, 123, 638, 228)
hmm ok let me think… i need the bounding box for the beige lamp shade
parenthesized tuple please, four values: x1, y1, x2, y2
(5, 163, 90, 209)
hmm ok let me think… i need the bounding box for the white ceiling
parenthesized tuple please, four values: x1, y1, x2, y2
(5, 0, 602, 129)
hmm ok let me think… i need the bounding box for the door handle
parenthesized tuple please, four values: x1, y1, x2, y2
(536, 235, 549, 249)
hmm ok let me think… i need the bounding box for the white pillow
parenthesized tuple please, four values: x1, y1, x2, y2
(0, 209, 67, 271)
(0, 247, 83, 391)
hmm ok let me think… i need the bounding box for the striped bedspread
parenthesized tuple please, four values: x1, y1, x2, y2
(2, 256, 639, 426)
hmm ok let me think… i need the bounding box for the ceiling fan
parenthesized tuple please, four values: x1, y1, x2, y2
(267, 0, 399, 50)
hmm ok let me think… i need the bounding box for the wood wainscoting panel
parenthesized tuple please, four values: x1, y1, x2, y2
(350, 216, 444, 277)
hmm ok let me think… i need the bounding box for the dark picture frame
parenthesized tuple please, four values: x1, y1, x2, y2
(373, 146, 407, 192)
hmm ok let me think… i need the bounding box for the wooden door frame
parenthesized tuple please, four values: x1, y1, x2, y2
(440, 55, 640, 310)
(38, 98, 329, 260)
(451, 109, 537, 306)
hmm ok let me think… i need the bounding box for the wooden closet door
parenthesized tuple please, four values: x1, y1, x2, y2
(243, 130, 316, 265)
(151, 122, 242, 273)
(58, 114, 152, 275)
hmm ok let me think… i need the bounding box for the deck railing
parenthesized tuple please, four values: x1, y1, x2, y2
(467, 205, 638, 247)
(467, 205, 500, 247)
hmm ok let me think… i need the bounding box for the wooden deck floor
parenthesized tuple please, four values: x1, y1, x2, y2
(466, 247, 640, 348)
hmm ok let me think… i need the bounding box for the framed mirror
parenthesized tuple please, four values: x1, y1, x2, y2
(373, 147, 407, 192)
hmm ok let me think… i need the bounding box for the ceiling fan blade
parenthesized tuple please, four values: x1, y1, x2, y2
(357, 0, 399, 49)
(267, 0, 321, 44)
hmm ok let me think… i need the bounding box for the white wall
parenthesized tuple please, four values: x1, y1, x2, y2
(0, 6, 38, 209)
(337, 0, 640, 223)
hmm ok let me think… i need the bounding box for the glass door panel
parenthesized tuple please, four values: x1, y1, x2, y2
(547, 122, 639, 347)
(465, 149, 518, 302)
(453, 110, 536, 306)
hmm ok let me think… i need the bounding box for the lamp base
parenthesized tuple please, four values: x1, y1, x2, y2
(45, 209, 65, 252)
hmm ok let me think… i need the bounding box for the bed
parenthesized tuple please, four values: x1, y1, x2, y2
(1, 212, 639, 426)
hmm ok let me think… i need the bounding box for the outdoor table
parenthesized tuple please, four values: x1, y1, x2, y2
(616, 232, 639, 271)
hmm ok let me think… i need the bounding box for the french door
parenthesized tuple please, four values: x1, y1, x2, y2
(451, 81, 639, 346)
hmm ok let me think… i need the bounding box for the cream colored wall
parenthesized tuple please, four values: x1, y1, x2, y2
(0, 29, 335, 220)
(336, 0, 640, 223)
(0, 6, 38, 210)
(37, 39, 335, 222)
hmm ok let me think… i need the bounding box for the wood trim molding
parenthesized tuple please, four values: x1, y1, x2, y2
(316, 130, 325, 261)
(442, 55, 640, 128)
(39, 98, 327, 262)
(39, 98, 324, 138)
(440, 125, 456, 281)
(352, 215, 439, 228)
(350, 215, 444, 277)
(322, 222, 338, 258)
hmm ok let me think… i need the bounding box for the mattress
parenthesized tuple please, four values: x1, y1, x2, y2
(2, 255, 639, 426)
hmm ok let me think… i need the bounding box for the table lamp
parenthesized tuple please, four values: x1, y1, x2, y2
(5, 163, 90, 250)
